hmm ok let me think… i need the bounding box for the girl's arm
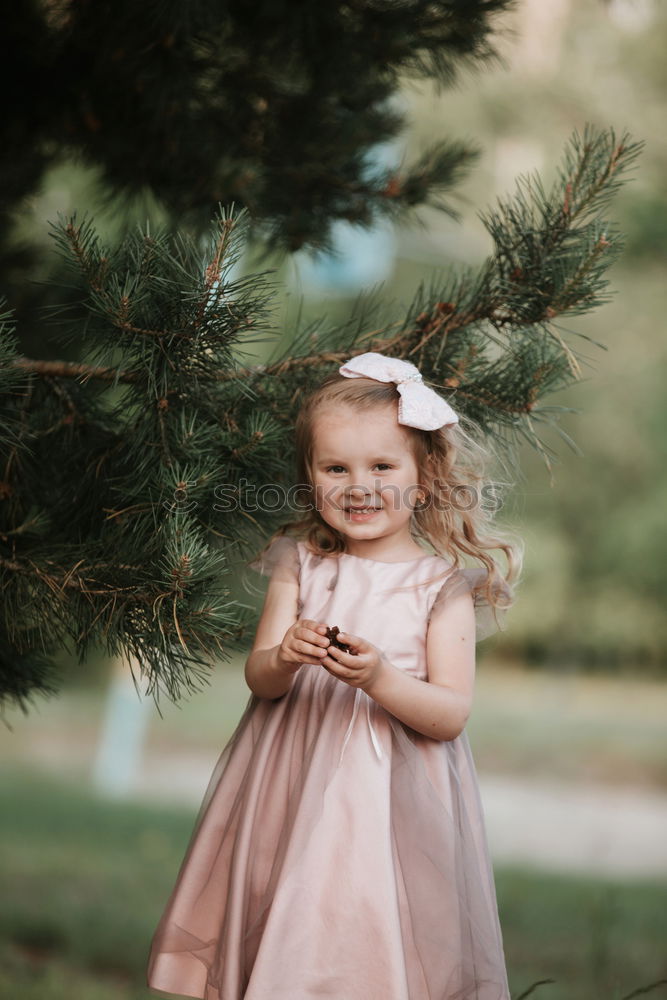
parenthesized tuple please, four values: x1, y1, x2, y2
(245, 574, 331, 699)
(329, 586, 476, 741)
(244, 572, 301, 698)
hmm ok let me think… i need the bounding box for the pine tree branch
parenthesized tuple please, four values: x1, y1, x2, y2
(0, 555, 145, 593)
(3, 1, 516, 252)
(10, 359, 138, 383)
(0, 126, 641, 711)
(0, 550, 252, 673)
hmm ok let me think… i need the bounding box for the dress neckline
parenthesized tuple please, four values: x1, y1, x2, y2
(340, 550, 435, 565)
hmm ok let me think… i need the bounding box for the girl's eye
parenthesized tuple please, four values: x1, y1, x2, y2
(325, 464, 392, 473)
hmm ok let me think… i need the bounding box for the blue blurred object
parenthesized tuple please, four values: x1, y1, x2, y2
(92, 660, 151, 798)
(291, 137, 402, 295)
(293, 217, 397, 294)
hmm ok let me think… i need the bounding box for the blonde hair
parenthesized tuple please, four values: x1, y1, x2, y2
(253, 372, 524, 614)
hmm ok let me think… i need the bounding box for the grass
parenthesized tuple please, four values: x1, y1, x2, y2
(1, 766, 666, 1000)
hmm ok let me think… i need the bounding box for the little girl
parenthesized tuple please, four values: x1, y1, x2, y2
(147, 351, 523, 1000)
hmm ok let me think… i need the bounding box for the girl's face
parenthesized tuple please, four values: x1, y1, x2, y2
(311, 403, 425, 553)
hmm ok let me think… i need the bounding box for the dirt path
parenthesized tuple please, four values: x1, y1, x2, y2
(479, 773, 667, 878)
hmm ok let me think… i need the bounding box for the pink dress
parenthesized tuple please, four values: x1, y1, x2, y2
(146, 536, 511, 1000)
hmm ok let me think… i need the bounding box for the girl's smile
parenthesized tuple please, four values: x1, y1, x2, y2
(345, 507, 382, 522)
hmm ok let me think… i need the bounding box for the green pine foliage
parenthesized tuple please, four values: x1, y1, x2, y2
(2, 1, 512, 254)
(0, 126, 641, 710)
(242, 127, 641, 477)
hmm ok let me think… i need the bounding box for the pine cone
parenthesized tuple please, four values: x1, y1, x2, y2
(325, 625, 355, 654)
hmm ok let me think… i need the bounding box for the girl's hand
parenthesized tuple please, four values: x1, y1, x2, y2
(276, 620, 331, 674)
(321, 631, 390, 692)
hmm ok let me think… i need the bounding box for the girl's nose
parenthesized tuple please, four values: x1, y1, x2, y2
(348, 486, 373, 503)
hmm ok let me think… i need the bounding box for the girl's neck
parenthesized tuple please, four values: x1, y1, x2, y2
(343, 538, 426, 562)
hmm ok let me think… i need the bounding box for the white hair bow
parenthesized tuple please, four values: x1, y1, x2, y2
(338, 352, 459, 431)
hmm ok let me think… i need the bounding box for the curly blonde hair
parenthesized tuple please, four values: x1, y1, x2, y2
(253, 371, 524, 615)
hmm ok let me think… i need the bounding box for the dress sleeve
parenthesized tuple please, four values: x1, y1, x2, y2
(426, 567, 512, 643)
(246, 534, 301, 585)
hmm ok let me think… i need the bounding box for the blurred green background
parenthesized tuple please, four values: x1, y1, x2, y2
(2, 2, 666, 998)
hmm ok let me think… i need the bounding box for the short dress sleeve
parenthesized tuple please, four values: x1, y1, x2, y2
(426, 567, 512, 643)
(245, 534, 301, 586)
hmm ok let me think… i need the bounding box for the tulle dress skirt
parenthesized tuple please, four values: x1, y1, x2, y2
(146, 664, 511, 1000)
